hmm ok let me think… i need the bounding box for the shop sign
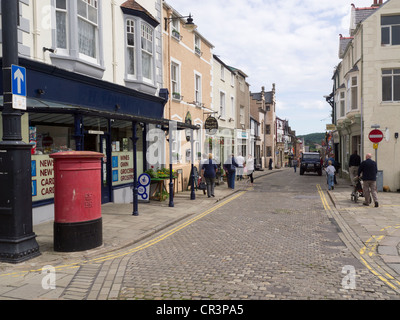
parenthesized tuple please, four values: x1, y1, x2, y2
(326, 124, 336, 131)
(112, 152, 134, 186)
(236, 130, 248, 139)
(205, 116, 218, 135)
(31, 154, 54, 201)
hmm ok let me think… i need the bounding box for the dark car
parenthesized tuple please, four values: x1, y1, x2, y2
(300, 152, 322, 176)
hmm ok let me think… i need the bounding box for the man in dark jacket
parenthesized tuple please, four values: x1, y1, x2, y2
(201, 153, 218, 197)
(223, 154, 238, 189)
(357, 153, 378, 207)
(349, 150, 361, 186)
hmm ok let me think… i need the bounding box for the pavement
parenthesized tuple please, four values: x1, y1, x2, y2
(0, 169, 280, 300)
(1, 167, 400, 299)
(325, 174, 400, 293)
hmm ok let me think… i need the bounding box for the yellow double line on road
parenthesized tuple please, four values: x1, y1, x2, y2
(91, 190, 247, 263)
(316, 184, 331, 212)
(1, 191, 247, 277)
(316, 184, 400, 292)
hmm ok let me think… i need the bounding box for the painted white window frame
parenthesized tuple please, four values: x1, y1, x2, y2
(126, 18, 136, 79)
(52, 0, 105, 77)
(382, 69, 400, 102)
(219, 91, 226, 119)
(171, 60, 181, 99)
(194, 71, 202, 105)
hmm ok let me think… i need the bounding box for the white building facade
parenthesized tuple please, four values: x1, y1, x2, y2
(332, 0, 400, 191)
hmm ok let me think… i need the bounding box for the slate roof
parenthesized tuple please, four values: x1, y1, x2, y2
(250, 91, 273, 104)
(338, 35, 353, 59)
(121, 0, 159, 27)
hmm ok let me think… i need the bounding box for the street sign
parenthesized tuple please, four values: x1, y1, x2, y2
(373, 143, 379, 149)
(11, 65, 26, 96)
(11, 65, 27, 110)
(369, 129, 384, 143)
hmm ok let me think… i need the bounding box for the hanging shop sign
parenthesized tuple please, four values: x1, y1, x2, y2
(205, 116, 218, 135)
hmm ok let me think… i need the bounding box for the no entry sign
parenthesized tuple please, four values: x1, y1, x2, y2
(369, 129, 384, 143)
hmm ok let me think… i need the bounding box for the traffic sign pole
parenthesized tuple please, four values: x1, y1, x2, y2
(369, 129, 383, 169)
(0, 0, 40, 263)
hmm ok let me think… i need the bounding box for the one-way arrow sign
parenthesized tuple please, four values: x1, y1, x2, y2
(11, 65, 26, 96)
(11, 65, 27, 110)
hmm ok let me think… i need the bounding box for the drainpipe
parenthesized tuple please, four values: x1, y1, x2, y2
(32, 0, 38, 60)
(360, 24, 364, 159)
(111, 0, 117, 83)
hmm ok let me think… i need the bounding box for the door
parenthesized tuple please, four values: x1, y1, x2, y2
(100, 135, 112, 204)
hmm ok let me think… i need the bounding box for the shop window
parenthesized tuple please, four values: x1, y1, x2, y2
(29, 113, 75, 203)
(29, 113, 75, 155)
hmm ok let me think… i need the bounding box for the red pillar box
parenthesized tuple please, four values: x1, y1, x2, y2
(50, 151, 103, 252)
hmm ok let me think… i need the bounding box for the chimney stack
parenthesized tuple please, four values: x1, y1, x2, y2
(372, 0, 383, 7)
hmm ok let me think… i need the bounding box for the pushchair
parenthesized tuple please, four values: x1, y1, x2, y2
(350, 177, 371, 203)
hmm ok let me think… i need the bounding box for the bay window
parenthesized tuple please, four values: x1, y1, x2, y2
(77, 0, 99, 60)
(55, 0, 67, 50)
(126, 19, 135, 77)
(52, 0, 104, 78)
(141, 23, 154, 81)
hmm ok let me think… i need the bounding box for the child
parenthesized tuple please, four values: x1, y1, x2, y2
(325, 160, 336, 190)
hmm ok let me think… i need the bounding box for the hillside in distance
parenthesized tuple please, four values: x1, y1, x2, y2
(298, 132, 325, 148)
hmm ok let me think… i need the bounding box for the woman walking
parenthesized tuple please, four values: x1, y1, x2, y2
(246, 154, 254, 186)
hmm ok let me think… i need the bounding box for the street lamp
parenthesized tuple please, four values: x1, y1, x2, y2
(167, 121, 177, 207)
(185, 123, 196, 200)
(164, 13, 197, 32)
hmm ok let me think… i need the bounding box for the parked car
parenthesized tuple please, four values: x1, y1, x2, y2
(300, 152, 322, 176)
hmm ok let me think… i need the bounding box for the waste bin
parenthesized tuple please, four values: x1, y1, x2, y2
(50, 151, 103, 252)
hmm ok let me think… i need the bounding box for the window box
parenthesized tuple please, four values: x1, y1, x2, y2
(172, 92, 182, 100)
(172, 29, 182, 41)
(195, 46, 202, 56)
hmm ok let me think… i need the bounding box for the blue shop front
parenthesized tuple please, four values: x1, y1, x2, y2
(0, 58, 190, 225)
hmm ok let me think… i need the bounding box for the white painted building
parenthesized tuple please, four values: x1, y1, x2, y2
(332, 0, 400, 191)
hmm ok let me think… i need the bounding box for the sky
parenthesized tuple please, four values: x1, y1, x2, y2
(167, 0, 376, 135)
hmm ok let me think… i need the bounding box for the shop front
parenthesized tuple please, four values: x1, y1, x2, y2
(1, 58, 195, 224)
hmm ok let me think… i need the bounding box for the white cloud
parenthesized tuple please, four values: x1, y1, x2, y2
(167, 0, 375, 134)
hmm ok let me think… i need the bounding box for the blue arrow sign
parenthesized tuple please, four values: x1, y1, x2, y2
(11, 65, 26, 96)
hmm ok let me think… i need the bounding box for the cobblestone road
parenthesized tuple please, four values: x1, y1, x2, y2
(116, 170, 400, 300)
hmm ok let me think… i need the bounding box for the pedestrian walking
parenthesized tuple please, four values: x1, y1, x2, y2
(348, 150, 361, 186)
(326, 155, 337, 185)
(325, 160, 336, 190)
(293, 158, 298, 173)
(357, 153, 378, 207)
(268, 158, 273, 170)
(223, 154, 238, 189)
(245, 154, 254, 186)
(236, 153, 245, 181)
(200, 153, 218, 198)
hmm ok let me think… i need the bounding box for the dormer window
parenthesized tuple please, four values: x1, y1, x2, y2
(121, 0, 160, 94)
